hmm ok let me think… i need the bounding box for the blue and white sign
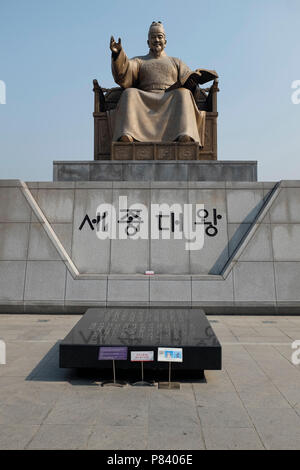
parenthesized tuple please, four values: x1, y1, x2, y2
(157, 347, 183, 363)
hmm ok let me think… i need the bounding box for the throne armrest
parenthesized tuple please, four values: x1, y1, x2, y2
(206, 78, 219, 113)
(93, 79, 106, 113)
(194, 78, 219, 113)
(93, 80, 124, 112)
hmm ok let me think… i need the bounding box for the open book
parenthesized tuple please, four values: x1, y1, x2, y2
(166, 69, 218, 92)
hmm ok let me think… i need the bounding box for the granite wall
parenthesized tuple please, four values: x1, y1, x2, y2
(0, 179, 299, 314)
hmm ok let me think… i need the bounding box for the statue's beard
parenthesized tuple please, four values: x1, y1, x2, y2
(150, 44, 164, 56)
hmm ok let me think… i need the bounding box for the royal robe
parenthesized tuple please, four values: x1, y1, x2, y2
(110, 49, 206, 145)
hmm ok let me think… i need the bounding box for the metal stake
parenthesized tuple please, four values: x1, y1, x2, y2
(101, 359, 126, 387)
(131, 361, 154, 387)
(113, 359, 116, 383)
(158, 361, 180, 390)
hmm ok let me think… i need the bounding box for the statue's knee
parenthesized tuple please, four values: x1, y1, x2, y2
(180, 88, 192, 96)
(123, 88, 138, 97)
(121, 88, 138, 103)
(173, 88, 191, 99)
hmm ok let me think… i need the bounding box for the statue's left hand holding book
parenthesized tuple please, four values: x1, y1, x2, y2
(166, 69, 218, 92)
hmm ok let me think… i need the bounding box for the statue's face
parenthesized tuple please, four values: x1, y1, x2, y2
(147, 31, 166, 56)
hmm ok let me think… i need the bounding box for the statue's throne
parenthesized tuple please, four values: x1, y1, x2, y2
(93, 79, 219, 160)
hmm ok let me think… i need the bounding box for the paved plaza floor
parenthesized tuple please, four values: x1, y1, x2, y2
(0, 314, 300, 450)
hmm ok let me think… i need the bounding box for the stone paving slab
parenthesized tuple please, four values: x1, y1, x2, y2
(0, 314, 300, 449)
(203, 427, 264, 450)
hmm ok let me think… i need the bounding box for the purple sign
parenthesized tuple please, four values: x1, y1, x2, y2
(98, 347, 128, 361)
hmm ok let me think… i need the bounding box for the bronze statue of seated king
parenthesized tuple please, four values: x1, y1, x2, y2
(93, 22, 219, 161)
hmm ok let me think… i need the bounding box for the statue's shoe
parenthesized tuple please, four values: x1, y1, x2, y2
(119, 134, 134, 142)
(177, 135, 193, 143)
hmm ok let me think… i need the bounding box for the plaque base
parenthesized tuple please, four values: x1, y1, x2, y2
(131, 380, 154, 387)
(101, 381, 126, 387)
(59, 308, 222, 379)
(158, 382, 180, 390)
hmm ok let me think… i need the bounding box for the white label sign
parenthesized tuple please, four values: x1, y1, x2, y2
(0, 339, 6, 365)
(130, 351, 154, 362)
(157, 347, 183, 363)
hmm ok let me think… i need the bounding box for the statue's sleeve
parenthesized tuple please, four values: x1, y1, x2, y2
(111, 48, 140, 88)
(176, 58, 193, 85)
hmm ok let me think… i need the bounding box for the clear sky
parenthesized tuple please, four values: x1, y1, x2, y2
(0, 0, 300, 181)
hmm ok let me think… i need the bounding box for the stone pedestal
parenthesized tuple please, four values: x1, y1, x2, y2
(53, 160, 257, 182)
(2, 179, 300, 314)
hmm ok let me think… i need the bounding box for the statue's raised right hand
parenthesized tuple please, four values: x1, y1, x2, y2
(110, 36, 122, 54)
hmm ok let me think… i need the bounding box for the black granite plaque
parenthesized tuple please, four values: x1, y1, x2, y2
(59, 308, 222, 376)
